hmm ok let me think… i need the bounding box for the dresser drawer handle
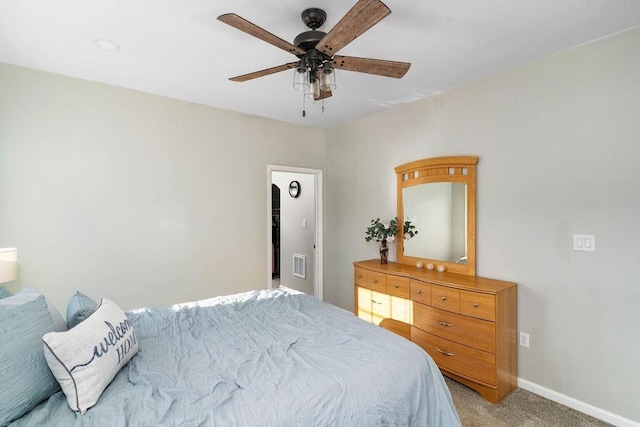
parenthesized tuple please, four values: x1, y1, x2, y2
(474, 303, 479, 307)
(436, 348, 454, 357)
(416, 290, 422, 294)
(394, 284, 400, 289)
(372, 299, 382, 305)
(437, 321, 453, 327)
(357, 274, 363, 279)
(441, 296, 446, 301)
(373, 279, 378, 284)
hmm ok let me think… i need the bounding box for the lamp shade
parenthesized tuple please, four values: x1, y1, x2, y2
(0, 248, 17, 283)
(293, 65, 310, 91)
(304, 76, 320, 99)
(320, 63, 336, 91)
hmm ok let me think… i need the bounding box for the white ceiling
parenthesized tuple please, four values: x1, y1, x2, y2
(1, 1, 639, 129)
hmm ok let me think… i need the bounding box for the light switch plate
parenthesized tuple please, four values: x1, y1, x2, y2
(573, 234, 595, 252)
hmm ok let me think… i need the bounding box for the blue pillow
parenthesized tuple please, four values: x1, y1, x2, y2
(0, 295, 60, 425)
(2, 286, 68, 332)
(0, 286, 12, 299)
(66, 291, 98, 329)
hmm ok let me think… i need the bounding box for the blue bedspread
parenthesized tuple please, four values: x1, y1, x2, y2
(14, 288, 461, 426)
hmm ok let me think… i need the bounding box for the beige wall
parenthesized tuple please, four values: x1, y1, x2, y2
(0, 63, 326, 312)
(325, 27, 640, 422)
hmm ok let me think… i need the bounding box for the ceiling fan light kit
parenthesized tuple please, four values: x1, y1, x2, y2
(320, 62, 336, 92)
(293, 64, 310, 90)
(218, 0, 411, 117)
(305, 76, 320, 100)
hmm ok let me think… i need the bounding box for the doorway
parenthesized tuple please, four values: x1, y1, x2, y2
(267, 165, 323, 300)
(271, 183, 280, 284)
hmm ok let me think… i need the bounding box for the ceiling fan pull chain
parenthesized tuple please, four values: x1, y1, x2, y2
(302, 92, 306, 117)
(322, 100, 325, 114)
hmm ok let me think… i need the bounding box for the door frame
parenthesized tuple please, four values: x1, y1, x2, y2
(267, 165, 323, 301)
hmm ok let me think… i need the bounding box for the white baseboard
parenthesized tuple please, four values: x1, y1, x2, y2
(517, 378, 639, 427)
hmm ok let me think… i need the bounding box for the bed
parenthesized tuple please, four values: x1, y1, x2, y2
(3, 286, 461, 426)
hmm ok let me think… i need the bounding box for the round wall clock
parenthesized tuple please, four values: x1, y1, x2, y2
(288, 180, 301, 198)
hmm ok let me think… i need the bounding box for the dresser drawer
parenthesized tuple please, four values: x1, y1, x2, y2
(413, 304, 495, 353)
(366, 290, 412, 326)
(367, 271, 387, 293)
(356, 286, 373, 322)
(410, 280, 431, 305)
(460, 290, 495, 321)
(370, 291, 391, 325)
(387, 275, 410, 298)
(389, 294, 412, 324)
(379, 318, 411, 340)
(354, 267, 367, 286)
(431, 285, 460, 313)
(412, 327, 496, 386)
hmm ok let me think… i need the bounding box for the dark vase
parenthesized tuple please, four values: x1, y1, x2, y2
(380, 241, 388, 264)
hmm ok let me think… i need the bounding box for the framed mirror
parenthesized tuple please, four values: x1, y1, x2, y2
(395, 156, 478, 276)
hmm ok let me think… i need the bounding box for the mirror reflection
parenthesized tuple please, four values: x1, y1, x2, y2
(403, 182, 467, 263)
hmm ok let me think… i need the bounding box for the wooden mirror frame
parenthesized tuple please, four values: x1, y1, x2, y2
(395, 156, 478, 276)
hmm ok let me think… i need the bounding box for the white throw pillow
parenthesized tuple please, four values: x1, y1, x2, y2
(42, 298, 138, 414)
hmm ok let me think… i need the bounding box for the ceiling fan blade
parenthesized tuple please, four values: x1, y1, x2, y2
(315, 0, 391, 56)
(314, 89, 333, 101)
(229, 62, 298, 82)
(218, 13, 306, 56)
(333, 55, 410, 78)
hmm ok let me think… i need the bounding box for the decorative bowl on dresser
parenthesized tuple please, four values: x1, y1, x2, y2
(355, 156, 517, 403)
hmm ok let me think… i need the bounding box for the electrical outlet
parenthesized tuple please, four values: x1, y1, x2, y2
(519, 332, 530, 348)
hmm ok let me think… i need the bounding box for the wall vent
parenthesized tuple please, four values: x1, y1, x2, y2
(293, 254, 306, 279)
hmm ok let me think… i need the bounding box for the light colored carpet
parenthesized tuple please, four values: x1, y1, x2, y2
(446, 377, 612, 427)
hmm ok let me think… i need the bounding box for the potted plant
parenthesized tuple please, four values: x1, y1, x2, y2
(365, 217, 418, 264)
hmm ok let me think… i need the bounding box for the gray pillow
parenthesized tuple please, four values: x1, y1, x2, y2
(66, 291, 98, 329)
(0, 286, 12, 299)
(0, 295, 60, 425)
(2, 286, 68, 332)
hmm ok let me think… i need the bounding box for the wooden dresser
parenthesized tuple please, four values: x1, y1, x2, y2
(354, 259, 517, 403)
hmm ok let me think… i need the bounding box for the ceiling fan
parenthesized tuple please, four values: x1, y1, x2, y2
(217, 0, 411, 105)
